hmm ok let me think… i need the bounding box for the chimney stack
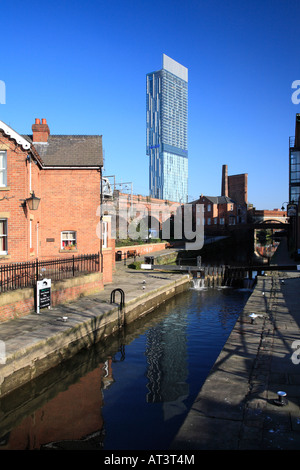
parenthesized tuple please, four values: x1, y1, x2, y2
(295, 114, 300, 148)
(221, 164, 228, 197)
(32, 118, 50, 143)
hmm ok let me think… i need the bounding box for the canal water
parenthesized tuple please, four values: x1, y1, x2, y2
(0, 285, 251, 451)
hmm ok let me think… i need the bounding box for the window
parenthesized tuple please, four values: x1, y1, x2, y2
(0, 219, 8, 254)
(291, 186, 300, 203)
(290, 151, 300, 183)
(220, 218, 225, 225)
(61, 231, 77, 250)
(0, 151, 7, 187)
(102, 221, 108, 248)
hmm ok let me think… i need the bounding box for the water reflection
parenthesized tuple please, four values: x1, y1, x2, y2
(0, 288, 250, 450)
(146, 312, 189, 404)
(145, 312, 189, 424)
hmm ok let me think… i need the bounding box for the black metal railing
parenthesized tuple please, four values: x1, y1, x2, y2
(0, 253, 100, 293)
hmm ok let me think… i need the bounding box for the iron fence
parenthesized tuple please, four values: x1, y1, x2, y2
(0, 253, 100, 293)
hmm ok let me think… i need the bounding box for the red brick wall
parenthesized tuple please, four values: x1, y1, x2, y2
(39, 169, 101, 258)
(27, 149, 42, 259)
(0, 131, 31, 263)
(1, 363, 109, 449)
(228, 173, 248, 205)
(253, 209, 287, 219)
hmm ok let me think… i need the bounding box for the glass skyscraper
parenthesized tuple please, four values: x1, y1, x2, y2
(146, 54, 188, 202)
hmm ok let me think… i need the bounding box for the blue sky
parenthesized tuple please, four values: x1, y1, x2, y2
(1, 0, 300, 209)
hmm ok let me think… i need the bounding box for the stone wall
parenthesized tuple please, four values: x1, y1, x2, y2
(0, 272, 103, 323)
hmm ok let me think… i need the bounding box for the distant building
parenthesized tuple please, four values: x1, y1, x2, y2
(249, 209, 288, 224)
(192, 195, 240, 228)
(221, 164, 248, 208)
(106, 190, 182, 240)
(190, 164, 248, 229)
(146, 54, 188, 203)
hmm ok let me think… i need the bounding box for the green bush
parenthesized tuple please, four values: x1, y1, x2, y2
(128, 261, 142, 270)
(115, 238, 164, 247)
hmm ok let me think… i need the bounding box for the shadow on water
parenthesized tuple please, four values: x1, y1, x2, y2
(0, 287, 251, 450)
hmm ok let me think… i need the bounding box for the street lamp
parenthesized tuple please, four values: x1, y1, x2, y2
(25, 191, 40, 210)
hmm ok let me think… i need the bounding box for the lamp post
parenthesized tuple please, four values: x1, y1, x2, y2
(281, 200, 296, 216)
(25, 191, 40, 210)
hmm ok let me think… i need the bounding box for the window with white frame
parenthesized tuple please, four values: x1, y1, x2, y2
(0, 219, 8, 254)
(0, 151, 7, 187)
(102, 221, 108, 248)
(61, 231, 77, 249)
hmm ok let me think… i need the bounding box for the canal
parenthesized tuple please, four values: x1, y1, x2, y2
(0, 285, 251, 451)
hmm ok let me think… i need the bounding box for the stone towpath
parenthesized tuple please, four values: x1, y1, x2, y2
(171, 240, 300, 450)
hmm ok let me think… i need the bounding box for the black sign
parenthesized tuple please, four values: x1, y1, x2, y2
(39, 287, 51, 308)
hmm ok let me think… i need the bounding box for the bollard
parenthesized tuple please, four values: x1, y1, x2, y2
(273, 390, 288, 406)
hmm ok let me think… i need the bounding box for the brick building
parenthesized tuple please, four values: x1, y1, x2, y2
(0, 118, 114, 283)
(249, 208, 288, 224)
(221, 164, 248, 206)
(193, 195, 240, 227)
(190, 164, 248, 228)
